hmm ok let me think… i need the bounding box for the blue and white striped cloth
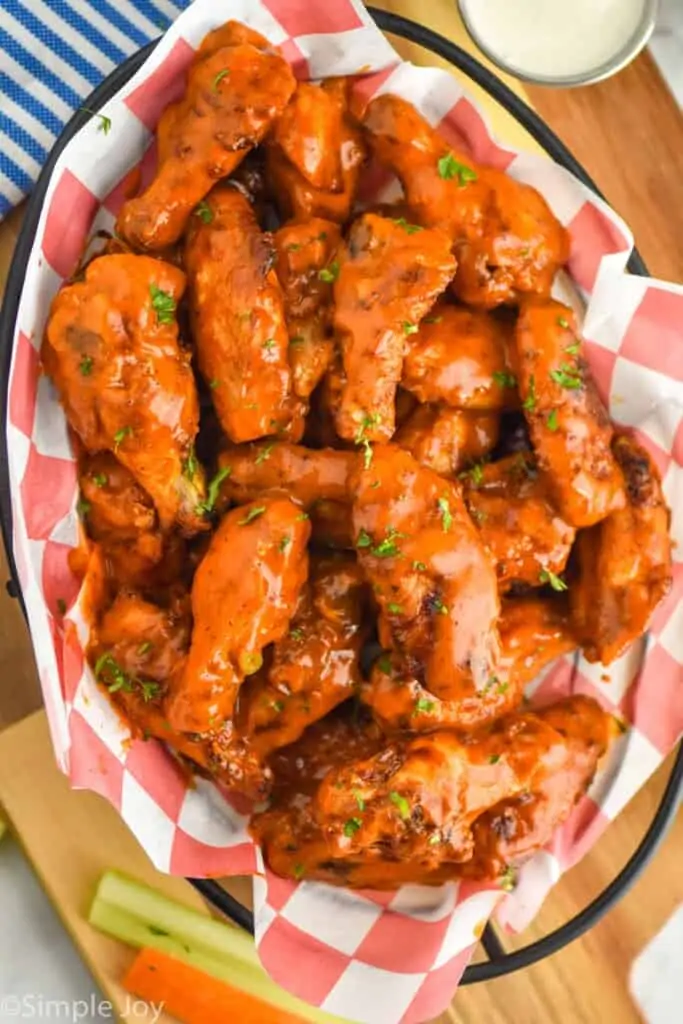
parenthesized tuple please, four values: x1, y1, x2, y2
(0, 0, 191, 219)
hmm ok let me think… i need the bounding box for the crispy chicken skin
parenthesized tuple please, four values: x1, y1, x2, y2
(166, 497, 310, 733)
(402, 303, 515, 410)
(116, 27, 295, 250)
(462, 696, 610, 880)
(334, 214, 456, 442)
(252, 695, 609, 888)
(266, 78, 366, 223)
(185, 186, 301, 443)
(363, 596, 575, 732)
(363, 94, 569, 308)
(514, 299, 626, 528)
(351, 444, 500, 698)
(395, 405, 499, 476)
(571, 434, 673, 665)
(464, 454, 576, 590)
(217, 442, 354, 507)
(44, 254, 206, 535)
(273, 218, 342, 398)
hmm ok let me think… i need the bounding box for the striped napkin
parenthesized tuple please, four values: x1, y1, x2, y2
(0, 0, 189, 219)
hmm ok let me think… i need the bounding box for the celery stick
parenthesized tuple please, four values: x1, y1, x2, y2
(89, 872, 347, 1024)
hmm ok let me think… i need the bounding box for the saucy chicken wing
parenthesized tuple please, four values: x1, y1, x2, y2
(116, 26, 295, 250)
(253, 695, 608, 888)
(395, 405, 499, 477)
(363, 94, 569, 308)
(571, 434, 672, 664)
(463, 696, 610, 880)
(217, 442, 354, 508)
(463, 453, 576, 590)
(166, 496, 310, 733)
(267, 78, 366, 223)
(44, 254, 206, 535)
(273, 218, 341, 398)
(402, 303, 516, 410)
(334, 214, 456, 442)
(514, 299, 626, 528)
(363, 595, 575, 733)
(185, 186, 302, 443)
(351, 444, 500, 697)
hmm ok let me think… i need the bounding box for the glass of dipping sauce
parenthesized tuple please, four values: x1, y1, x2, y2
(457, 0, 658, 86)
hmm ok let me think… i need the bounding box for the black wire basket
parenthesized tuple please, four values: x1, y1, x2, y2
(1, 7, 682, 990)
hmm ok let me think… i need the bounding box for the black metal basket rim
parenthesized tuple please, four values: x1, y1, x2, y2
(0, 7, 680, 989)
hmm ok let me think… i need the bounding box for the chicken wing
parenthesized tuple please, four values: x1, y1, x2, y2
(217, 442, 354, 507)
(116, 28, 295, 250)
(184, 186, 302, 443)
(363, 94, 569, 308)
(401, 303, 516, 410)
(334, 214, 456, 442)
(266, 78, 366, 223)
(253, 695, 608, 888)
(364, 594, 575, 732)
(273, 218, 341, 398)
(166, 496, 310, 733)
(395, 405, 499, 477)
(462, 696, 610, 880)
(463, 453, 575, 590)
(44, 254, 207, 535)
(514, 299, 626, 527)
(351, 444, 500, 698)
(571, 433, 672, 664)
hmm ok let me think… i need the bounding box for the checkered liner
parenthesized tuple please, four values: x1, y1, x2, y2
(5, 1, 683, 1020)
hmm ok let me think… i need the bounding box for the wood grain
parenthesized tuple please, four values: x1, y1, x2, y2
(0, 2, 682, 1021)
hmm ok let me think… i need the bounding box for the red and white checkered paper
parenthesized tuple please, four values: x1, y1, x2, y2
(5, 1, 683, 1020)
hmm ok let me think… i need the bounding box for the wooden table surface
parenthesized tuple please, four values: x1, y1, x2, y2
(1, 3, 682, 1022)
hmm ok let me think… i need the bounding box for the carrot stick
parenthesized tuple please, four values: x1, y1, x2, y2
(123, 947, 308, 1024)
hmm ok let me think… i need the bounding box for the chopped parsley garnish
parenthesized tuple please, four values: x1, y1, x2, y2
(198, 466, 231, 515)
(556, 316, 570, 329)
(355, 412, 381, 443)
(343, 817, 362, 837)
(182, 445, 198, 480)
(94, 653, 133, 694)
(293, 863, 305, 879)
(286, 242, 301, 252)
(522, 374, 537, 412)
(432, 597, 448, 616)
(423, 315, 442, 324)
(92, 473, 107, 488)
(278, 534, 291, 552)
(361, 439, 373, 470)
(356, 528, 372, 548)
(412, 560, 427, 571)
(550, 363, 582, 390)
(428, 833, 442, 846)
(213, 69, 230, 91)
(149, 283, 176, 325)
(79, 355, 94, 376)
(82, 108, 111, 135)
(56, 598, 67, 615)
(372, 527, 405, 559)
(437, 153, 478, 185)
(376, 653, 392, 674)
(296, 511, 309, 521)
(113, 425, 133, 450)
(402, 321, 418, 336)
(489, 754, 500, 764)
(564, 341, 581, 356)
(470, 508, 487, 524)
(239, 505, 266, 525)
(437, 496, 452, 532)
(499, 865, 517, 892)
(389, 791, 411, 820)
(459, 461, 485, 486)
(415, 697, 435, 715)
(209, 378, 221, 389)
(370, 480, 381, 489)
(262, 338, 276, 351)
(289, 335, 305, 347)
(539, 568, 568, 592)
(492, 370, 517, 388)
(318, 261, 339, 283)
(255, 442, 275, 465)
(290, 627, 304, 641)
(272, 699, 285, 713)
(76, 498, 90, 517)
(547, 409, 559, 431)
(393, 217, 423, 234)
(353, 791, 366, 812)
(194, 200, 213, 223)
(137, 641, 153, 656)
(387, 602, 403, 614)
(140, 681, 160, 702)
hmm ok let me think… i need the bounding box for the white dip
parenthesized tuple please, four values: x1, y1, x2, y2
(462, 0, 649, 80)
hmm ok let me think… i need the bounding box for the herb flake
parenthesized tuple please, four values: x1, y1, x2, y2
(149, 283, 176, 325)
(437, 152, 478, 185)
(389, 791, 411, 820)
